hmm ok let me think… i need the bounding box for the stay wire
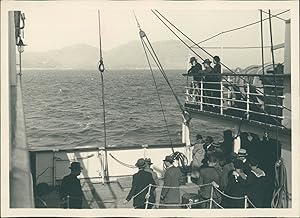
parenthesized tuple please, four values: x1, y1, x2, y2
(153, 9, 291, 113)
(152, 9, 289, 130)
(195, 9, 290, 45)
(139, 36, 174, 153)
(97, 10, 108, 180)
(268, 10, 280, 161)
(133, 11, 175, 153)
(144, 35, 186, 114)
(260, 10, 268, 133)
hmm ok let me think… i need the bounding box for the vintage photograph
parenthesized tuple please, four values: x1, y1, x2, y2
(1, 1, 299, 217)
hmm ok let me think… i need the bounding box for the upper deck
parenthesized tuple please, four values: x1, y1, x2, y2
(183, 70, 291, 147)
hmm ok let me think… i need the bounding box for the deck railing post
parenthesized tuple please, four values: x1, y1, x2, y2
(186, 85, 189, 102)
(209, 184, 214, 209)
(246, 83, 250, 119)
(200, 80, 203, 111)
(244, 195, 248, 208)
(145, 184, 152, 209)
(67, 195, 70, 209)
(220, 80, 223, 115)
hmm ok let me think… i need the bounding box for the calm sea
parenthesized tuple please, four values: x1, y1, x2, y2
(22, 69, 224, 149)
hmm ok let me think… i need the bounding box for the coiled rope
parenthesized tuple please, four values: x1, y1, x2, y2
(271, 158, 290, 208)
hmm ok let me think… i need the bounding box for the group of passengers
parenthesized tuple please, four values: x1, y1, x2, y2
(187, 56, 222, 108)
(190, 130, 274, 208)
(125, 129, 275, 209)
(45, 129, 274, 209)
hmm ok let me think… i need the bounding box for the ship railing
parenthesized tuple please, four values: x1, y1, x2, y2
(129, 183, 256, 209)
(185, 76, 289, 127)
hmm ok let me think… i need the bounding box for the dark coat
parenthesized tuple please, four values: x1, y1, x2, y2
(223, 170, 247, 208)
(246, 169, 269, 208)
(197, 166, 222, 200)
(60, 174, 83, 209)
(126, 170, 156, 208)
(160, 166, 183, 207)
(188, 63, 203, 81)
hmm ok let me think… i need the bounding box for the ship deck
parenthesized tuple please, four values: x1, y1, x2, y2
(39, 177, 199, 209)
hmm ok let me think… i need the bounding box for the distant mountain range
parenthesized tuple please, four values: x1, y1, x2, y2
(23, 40, 191, 70)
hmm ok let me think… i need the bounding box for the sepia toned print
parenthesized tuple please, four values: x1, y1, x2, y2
(1, 1, 299, 217)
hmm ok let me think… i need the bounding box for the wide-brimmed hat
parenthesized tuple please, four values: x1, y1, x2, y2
(196, 134, 203, 140)
(69, 162, 83, 170)
(135, 158, 147, 168)
(202, 59, 212, 64)
(163, 155, 174, 163)
(145, 158, 153, 165)
(189, 57, 197, 63)
(238, 149, 248, 157)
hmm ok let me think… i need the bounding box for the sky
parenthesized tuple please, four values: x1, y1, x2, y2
(7, 1, 290, 53)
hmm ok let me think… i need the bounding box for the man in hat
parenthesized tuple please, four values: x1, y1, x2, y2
(237, 148, 251, 175)
(60, 162, 83, 208)
(201, 59, 214, 107)
(187, 56, 203, 81)
(160, 155, 183, 208)
(187, 57, 203, 101)
(211, 56, 222, 106)
(144, 158, 159, 186)
(125, 158, 156, 209)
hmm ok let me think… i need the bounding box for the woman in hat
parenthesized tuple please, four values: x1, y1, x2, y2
(124, 158, 156, 209)
(211, 56, 222, 106)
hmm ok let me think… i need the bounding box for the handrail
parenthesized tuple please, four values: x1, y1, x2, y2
(185, 79, 289, 128)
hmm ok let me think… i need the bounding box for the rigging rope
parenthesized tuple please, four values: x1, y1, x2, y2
(97, 10, 108, 180)
(151, 9, 290, 130)
(268, 9, 280, 161)
(260, 10, 268, 133)
(152, 9, 291, 113)
(140, 37, 174, 153)
(195, 9, 290, 45)
(109, 153, 137, 169)
(134, 11, 174, 153)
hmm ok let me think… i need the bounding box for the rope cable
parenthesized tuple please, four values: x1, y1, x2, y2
(139, 36, 174, 153)
(268, 9, 280, 161)
(134, 11, 175, 152)
(195, 9, 290, 45)
(97, 10, 108, 180)
(260, 10, 268, 133)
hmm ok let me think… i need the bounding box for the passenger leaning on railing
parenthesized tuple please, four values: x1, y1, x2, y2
(187, 57, 203, 101)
